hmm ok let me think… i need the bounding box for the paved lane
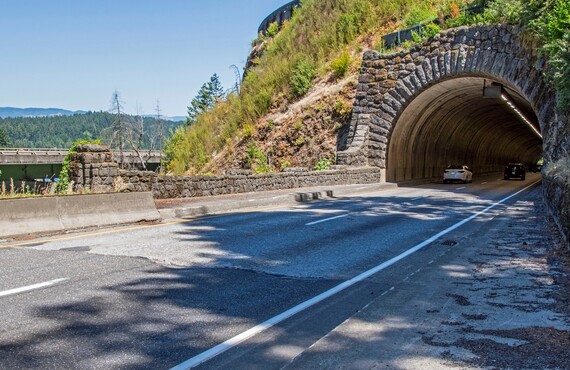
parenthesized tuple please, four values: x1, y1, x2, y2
(0, 174, 541, 369)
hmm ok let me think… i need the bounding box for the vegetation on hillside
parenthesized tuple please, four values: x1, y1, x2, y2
(0, 111, 181, 149)
(165, 0, 480, 175)
(165, 0, 568, 175)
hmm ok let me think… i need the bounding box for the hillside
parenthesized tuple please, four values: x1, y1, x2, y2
(163, 0, 569, 176)
(163, 0, 471, 175)
(0, 111, 182, 149)
(0, 107, 86, 118)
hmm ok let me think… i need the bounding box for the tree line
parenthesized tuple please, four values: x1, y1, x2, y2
(0, 111, 182, 149)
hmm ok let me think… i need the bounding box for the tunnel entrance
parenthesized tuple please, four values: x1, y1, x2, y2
(386, 77, 543, 182)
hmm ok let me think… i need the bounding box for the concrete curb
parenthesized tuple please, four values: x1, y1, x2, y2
(0, 192, 160, 238)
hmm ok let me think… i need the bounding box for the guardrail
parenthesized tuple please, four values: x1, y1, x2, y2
(0, 148, 165, 165)
(381, 4, 485, 49)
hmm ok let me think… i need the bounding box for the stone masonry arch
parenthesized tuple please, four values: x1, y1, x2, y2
(337, 24, 557, 183)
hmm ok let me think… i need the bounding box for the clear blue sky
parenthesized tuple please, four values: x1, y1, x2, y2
(0, 0, 289, 118)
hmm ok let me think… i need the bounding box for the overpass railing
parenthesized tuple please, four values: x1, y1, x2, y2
(0, 148, 165, 165)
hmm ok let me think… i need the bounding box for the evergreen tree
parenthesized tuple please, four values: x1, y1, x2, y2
(186, 73, 225, 124)
(0, 127, 10, 147)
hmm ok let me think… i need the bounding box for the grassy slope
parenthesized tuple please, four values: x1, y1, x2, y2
(164, 0, 510, 175)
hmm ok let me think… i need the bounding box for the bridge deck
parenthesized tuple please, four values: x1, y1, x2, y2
(0, 148, 164, 165)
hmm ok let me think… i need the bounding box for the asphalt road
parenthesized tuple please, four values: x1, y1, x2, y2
(0, 173, 550, 369)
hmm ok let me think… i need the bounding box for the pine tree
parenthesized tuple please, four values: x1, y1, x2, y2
(186, 73, 225, 124)
(0, 127, 10, 147)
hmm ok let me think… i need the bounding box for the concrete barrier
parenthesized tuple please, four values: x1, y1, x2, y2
(0, 192, 160, 238)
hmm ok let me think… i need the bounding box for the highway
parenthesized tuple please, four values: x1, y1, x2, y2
(0, 173, 545, 369)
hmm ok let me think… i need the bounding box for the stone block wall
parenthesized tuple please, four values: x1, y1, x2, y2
(339, 24, 555, 169)
(116, 167, 382, 199)
(69, 144, 119, 193)
(69, 145, 382, 199)
(542, 114, 570, 248)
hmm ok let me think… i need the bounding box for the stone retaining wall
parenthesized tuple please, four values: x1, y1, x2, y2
(117, 167, 382, 199)
(69, 144, 382, 199)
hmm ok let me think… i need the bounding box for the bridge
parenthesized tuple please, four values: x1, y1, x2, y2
(0, 148, 164, 165)
(0, 148, 164, 182)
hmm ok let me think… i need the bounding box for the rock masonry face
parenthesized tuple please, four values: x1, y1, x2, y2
(338, 24, 558, 168)
(69, 144, 119, 193)
(68, 145, 382, 199)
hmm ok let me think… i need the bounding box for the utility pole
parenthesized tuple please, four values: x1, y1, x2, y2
(155, 100, 164, 153)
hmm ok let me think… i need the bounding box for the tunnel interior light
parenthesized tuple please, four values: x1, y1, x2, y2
(499, 93, 543, 139)
(483, 83, 503, 98)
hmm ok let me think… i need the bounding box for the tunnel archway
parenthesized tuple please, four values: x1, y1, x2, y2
(386, 76, 543, 182)
(337, 24, 556, 185)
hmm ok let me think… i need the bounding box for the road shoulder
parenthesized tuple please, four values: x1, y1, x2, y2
(286, 186, 570, 369)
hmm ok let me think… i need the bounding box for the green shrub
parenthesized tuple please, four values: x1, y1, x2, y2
(404, 4, 438, 27)
(266, 22, 280, 38)
(333, 98, 353, 118)
(336, 13, 359, 44)
(278, 159, 291, 171)
(56, 138, 101, 194)
(422, 23, 441, 38)
(294, 119, 303, 131)
(331, 51, 351, 78)
(246, 142, 271, 173)
(242, 122, 255, 138)
(525, 0, 570, 112)
(290, 59, 317, 97)
(314, 157, 332, 170)
(482, 0, 525, 24)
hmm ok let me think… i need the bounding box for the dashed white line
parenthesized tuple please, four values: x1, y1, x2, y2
(456, 187, 466, 190)
(305, 213, 350, 226)
(170, 181, 540, 370)
(0, 278, 68, 298)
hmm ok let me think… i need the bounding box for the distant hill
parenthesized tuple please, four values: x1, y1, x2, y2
(0, 107, 185, 122)
(0, 107, 86, 118)
(0, 110, 183, 149)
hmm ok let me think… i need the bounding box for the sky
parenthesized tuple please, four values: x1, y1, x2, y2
(0, 0, 290, 118)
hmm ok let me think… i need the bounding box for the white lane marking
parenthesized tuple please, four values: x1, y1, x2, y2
(305, 213, 350, 226)
(411, 196, 426, 201)
(456, 187, 466, 190)
(170, 181, 539, 370)
(482, 182, 488, 185)
(0, 278, 68, 298)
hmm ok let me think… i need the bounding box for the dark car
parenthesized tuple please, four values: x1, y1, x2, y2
(504, 163, 526, 180)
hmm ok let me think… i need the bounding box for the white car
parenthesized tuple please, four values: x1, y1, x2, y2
(443, 165, 473, 184)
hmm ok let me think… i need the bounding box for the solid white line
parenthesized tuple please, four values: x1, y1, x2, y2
(305, 213, 350, 226)
(170, 181, 539, 370)
(456, 187, 466, 190)
(0, 278, 68, 298)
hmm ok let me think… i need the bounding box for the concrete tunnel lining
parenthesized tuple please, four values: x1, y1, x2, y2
(386, 77, 543, 182)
